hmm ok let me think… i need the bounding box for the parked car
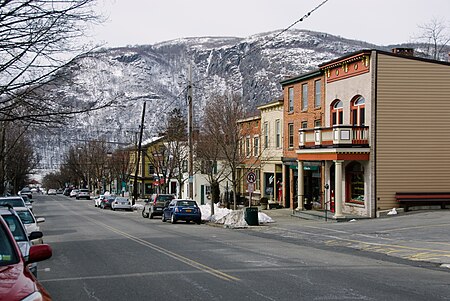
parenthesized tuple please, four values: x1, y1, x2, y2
(76, 189, 90, 200)
(47, 188, 57, 195)
(63, 188, 72, 196)
(94, 195, 106, 207)
(20, 195, 33, 212)
(18, 187, 32, 199)
(162, 199, 202, 224)
(0, 196, 27, 208)
(69, 189, 79, 198)
(111, 197, 132, 211)
(56, 188, 64, 194)
(15, 207, 45, 245)
(100, 196, 116, 209)
(0, 215, 52, 300)
(0, 205, 44, 277)
(142, 194, 175, 219)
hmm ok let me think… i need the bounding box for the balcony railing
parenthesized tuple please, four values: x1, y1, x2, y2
(299, 125, 369, 148)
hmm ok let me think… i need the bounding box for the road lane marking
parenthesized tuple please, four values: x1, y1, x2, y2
(56, 202, 239, 282)
(40, 265, 411, 283)
(269, 226, 450, 256)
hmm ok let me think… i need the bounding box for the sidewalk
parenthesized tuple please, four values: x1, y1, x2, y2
(260, 208, 450, 269)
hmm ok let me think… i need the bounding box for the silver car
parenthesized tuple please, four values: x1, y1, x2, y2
(0, 206, 43, 277)
(15, 207, 45, 245)
(111, 197, 132, 211)
(76, 189, 90, 200)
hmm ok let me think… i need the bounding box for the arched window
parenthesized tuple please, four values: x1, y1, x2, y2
(351, 96, 365, 126)
(331, 100, 343, 125)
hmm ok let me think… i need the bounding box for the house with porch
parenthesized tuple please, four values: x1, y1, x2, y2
(257, 99, 284, 206)
(280, 69, 325, 210)
(292, 48, 450, 218)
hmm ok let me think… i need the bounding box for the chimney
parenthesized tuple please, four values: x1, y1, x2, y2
(392, 48, 414, 56)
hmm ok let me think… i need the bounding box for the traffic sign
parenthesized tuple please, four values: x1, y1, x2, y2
(247, 171, 256, 183)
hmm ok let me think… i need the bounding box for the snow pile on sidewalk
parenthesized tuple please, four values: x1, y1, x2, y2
(132, 203, 144, 210)
(199, 204, 275, 228)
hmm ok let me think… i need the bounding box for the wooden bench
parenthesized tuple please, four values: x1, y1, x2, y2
(395, 192, 450, 212)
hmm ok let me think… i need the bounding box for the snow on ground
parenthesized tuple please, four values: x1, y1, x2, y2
(132, 201, 274, 228)
(133, 203, 144, 210)
(199, 203, 274, 228)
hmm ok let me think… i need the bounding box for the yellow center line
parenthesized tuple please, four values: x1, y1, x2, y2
(58, 202, 239, 282)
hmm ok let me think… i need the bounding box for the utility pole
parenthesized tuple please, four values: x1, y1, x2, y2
(188, 66, 194, 199)
(132, 100, 146, 205)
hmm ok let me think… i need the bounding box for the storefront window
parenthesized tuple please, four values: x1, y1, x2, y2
(346, 162, 364, 204)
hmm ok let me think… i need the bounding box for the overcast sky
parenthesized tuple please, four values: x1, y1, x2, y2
(89, 0, 450, 48)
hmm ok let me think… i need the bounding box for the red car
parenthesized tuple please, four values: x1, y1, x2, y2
(0, 215, 53, 301)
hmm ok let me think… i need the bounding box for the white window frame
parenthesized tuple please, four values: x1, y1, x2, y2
(275, 119, 281, 148)
(288, 87, 294, 112)
(253, 136, 259, 157)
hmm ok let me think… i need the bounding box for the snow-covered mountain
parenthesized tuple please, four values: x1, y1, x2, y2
(36, 29, 396, 169)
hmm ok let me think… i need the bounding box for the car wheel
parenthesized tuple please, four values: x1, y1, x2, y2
(196, 219, 201, 225)
(171, 214, 177, 224)
(142, 209, 148, 218)
(162, 214, 166, 222)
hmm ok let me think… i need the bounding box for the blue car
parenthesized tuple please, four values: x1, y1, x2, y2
(162, 199, 201, 224)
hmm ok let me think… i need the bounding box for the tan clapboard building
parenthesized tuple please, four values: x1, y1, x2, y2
(292, 48, 450, 218)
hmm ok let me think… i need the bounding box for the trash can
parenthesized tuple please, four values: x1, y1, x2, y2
(244, 207, 259, 226)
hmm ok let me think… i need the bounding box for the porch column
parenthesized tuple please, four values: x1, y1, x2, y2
(296, 160, 304, 210)
(334, 160, 344, 218)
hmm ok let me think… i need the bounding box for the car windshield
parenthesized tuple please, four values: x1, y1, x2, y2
(0, 198, 25, 207)
(157, 195, 174, 201)
(0, 222, 19, 266)
(176, 200, 197, 207)
(16, 210, 35, 225)
(2, 215, 27, 242)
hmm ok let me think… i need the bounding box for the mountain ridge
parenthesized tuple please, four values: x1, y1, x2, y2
(34, 29, 431, 169)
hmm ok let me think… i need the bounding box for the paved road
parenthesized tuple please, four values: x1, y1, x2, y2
(34, 195, 450, 300)
(260, 208, 450, 268)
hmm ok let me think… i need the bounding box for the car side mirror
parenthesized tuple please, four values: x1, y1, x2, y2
(36, 217, 45, 223)
(29, 200, 34, 203)
(29, 231, 43, 241)
(27, 244, 52, 264)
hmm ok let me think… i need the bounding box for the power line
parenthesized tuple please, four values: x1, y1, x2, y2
(189, 0, 331, 90)
(156, 1, 331, 120)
